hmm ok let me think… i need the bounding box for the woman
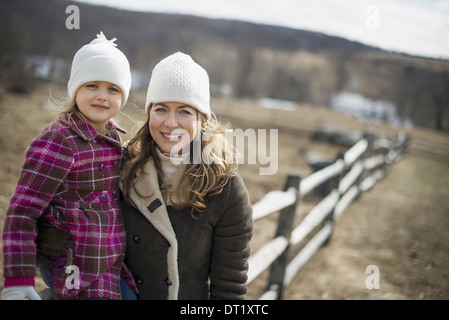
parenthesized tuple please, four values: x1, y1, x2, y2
(36, 52, 253, 300)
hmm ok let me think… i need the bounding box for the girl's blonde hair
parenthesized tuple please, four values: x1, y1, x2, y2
(120, 104, 238, 219)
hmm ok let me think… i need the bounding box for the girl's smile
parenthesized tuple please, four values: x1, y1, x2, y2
(91, 103, 109, 111)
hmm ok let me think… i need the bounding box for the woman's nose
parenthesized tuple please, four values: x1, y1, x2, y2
(165, 112, 178, 128)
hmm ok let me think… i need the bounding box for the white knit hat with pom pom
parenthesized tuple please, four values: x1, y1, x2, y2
(68, 31, 131, 107)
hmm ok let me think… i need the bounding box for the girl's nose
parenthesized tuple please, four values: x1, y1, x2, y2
(96, 88, 108, 101)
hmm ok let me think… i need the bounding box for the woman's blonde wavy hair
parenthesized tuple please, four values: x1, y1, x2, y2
(120, 104, 238, 219)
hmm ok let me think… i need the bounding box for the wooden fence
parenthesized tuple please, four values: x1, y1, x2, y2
(246, 132, 409, 299)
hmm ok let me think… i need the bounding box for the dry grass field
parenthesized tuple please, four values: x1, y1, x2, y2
(1, 83, 448, 299)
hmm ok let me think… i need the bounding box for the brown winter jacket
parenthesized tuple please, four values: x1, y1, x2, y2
(121, 158, 253, 300)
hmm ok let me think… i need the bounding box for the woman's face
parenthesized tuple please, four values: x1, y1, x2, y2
(149, 102, 199, 154)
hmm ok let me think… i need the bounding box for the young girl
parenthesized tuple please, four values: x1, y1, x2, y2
(1, 32, 137, 300)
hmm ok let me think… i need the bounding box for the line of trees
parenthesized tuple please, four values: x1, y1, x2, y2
(1, 0, 448, 131)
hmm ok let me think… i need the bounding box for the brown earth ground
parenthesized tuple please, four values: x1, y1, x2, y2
(0, 83, 448, 299)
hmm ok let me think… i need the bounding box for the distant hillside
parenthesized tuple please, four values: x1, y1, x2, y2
(0, 0, 378, 56)
(1, 0, 448, 130)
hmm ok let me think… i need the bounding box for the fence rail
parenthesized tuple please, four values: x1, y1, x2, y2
(247, 132, 408, 299)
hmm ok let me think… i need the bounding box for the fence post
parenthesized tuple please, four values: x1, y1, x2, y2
(320, 153, 344, 247)
(361, 132, 376, 187)
(266, 174, 301, 300)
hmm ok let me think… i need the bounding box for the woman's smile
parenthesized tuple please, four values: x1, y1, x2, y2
(161, 131, 183, 141)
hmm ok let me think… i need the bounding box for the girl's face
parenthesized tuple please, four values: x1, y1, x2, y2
(149, 102, 199, 154)
(75, 81, 123, 133)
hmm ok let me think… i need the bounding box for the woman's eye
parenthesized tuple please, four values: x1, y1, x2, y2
(180, 109, 192, 115)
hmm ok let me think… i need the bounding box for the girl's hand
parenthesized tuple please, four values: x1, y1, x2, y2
(1, 286, 41, 300)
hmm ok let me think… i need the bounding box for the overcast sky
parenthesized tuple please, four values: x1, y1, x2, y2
(76, 0, 449, 59)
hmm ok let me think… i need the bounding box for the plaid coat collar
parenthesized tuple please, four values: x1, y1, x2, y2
(65, 113, 127, 142)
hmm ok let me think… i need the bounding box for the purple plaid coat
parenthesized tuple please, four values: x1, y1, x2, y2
(2, 114, 136, 299)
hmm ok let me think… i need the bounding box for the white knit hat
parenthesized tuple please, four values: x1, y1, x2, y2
(68, 31, 131, 107)
(145, 52, 211, 119)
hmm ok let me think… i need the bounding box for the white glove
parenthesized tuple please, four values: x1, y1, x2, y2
(1, 286, 41, 300)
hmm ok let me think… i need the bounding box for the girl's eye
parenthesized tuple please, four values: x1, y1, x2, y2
(109, 87, 120, 93)
(86, 83, 97, 88)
